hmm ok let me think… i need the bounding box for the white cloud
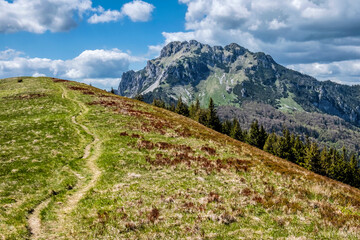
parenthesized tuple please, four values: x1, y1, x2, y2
(88, 8, 122, 24)
(121, 0, 155, 22)
(0, 0, 155, 32)
(0, 49, 23, 60)
(32, 72, 46, 77)
(88, 0, 154, 24)
(0, 0, 93, 33)
(0, 48, 144, 88)
(147, 44, 164, 57)
(288, 60, 360, 85)
(64, 49, 139, 78)
(82, 78, 122, 88)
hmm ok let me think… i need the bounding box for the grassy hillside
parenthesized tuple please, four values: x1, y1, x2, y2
(1, 77, 360, 239)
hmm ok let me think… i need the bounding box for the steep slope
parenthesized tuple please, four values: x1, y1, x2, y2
(119, 40, 360, 152)
(2, 77, 360, 239)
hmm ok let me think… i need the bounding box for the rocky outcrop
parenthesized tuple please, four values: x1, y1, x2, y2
(119, 40, 360, 127)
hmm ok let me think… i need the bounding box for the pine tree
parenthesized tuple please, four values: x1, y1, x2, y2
(276, 136, 288, 160)
(258, 125, 268, 149)
(302, 142, 320, 172)
(263, 133, 278, 155)
(205, 98, 221, 131)
(248, 120, 261, 148)
(230, 119, 243, 141)
(337, 146, 348, 182)
(222, 120, 232, 136)
(152, 98, 165, 108)
(134, 94, 144, 101)
(168, 103, 176, 112)
(292, 135, 304, 164)
(197, 109, 208, 125)
(189, 98, 201, 120)
(327, 147, 339, 179)
(319, 147, 331, 175)
(348, 154, 359, 186)
(175, 97, 189, 117)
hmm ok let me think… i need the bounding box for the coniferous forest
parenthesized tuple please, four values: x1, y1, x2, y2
(145, 96, 360, 189)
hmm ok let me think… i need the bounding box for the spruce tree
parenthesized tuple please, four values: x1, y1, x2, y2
(320, 147, 331, 175)
(175, 97, 189, 117)
(258, 125, 268, 150)
(222, 120, 233, 136)
(168, 103, 176, 112)
(328, 147, 339, 179)
(347, 154, 359, 186)
(134, 94, 144, 101)
(349, 154, 359, 187)
(264, 133, 278, 155)
(302, 142, 320, 172)
(276, 136, 289, 160)
(293, 135, 304, 165)
(248, 120, 261, 148)
(205, 98, 221, 131)
(337, 147, 348, 182)
(189, 98, 201, 120)
(230, 119, 243, 141)
(152, 98, 166, 108)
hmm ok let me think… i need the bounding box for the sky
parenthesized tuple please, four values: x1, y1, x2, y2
(1, 0, 360, 90)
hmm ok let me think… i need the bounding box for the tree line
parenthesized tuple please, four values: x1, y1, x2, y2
(143, 95, 360, 188)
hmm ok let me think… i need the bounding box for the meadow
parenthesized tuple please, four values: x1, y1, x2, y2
(1, 77, 360, 239)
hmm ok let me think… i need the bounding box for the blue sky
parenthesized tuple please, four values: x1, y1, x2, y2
(1, 0, 360, 89)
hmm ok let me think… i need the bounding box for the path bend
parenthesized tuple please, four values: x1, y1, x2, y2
(28, 84, 102, 239)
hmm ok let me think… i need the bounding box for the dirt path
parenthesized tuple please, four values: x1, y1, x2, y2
(28, 199, 51, 239)
(28, 85, 102, 239)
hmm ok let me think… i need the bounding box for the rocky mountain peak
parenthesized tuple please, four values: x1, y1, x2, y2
(159, 40, 207, 58)
(224, 43, 246, 55)
(119, 40, 360, 127)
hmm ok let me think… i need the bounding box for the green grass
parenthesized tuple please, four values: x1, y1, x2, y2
(0, 77, 91, 239)
(279, 92, 305, 112)
(1, 77, 360, 239)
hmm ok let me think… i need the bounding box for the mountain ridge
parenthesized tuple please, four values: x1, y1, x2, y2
(118, 40, 360, 152)
(119, 40, 360, 125)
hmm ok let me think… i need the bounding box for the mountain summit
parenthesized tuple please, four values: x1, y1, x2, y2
(119, 40, 360, 151)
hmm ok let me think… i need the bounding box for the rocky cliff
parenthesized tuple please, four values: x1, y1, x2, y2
(118, 41, 360, 153)
(119, 40, 360, 127)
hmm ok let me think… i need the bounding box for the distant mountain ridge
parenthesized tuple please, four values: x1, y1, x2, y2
(118, 40, 360, 151)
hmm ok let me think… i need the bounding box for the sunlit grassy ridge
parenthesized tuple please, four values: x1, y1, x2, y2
(1, 77, 360, 239)
(0, 77, 90, 239)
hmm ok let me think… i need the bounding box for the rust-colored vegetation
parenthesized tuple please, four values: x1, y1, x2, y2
(4, 93, 47, 100)
(51, 78, 70, 82)
(147, 208, 160, 223)
(145, 144, 251, 173)
(201, 146, 217, 156)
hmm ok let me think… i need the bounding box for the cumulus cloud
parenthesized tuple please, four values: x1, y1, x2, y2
(0, 0, 93, 33)
(64, 49, 138, 78)
(0, 0, 154, 32)
(0, 49, 23, 60)
(88, 7, 122, 24)
(288, 60, 360, 85)
(88, 0, 154, 24)
(162, 0, 360, 84)
(82, 78, 122, 88)
(0, 48, 143, 88)
(121, 0, 155, 22)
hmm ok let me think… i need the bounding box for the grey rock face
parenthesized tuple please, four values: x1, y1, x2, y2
(118, 40, 360, 127)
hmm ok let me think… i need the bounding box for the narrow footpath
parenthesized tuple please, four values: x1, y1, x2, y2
(28, 84, 102, 239)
